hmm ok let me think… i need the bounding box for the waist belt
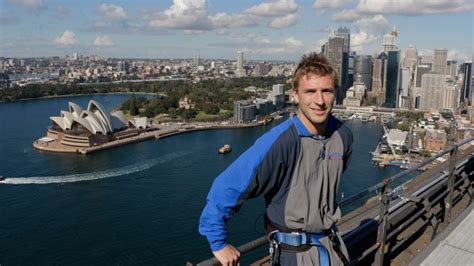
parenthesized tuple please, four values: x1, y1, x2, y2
(269, 230, 330, 266)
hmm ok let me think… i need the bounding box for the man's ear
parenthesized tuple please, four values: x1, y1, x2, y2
(291, 88, 299, 103)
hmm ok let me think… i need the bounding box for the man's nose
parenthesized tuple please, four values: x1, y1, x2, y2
(314, 91, 324, 105)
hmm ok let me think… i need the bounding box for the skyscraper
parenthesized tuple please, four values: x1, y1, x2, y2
(433, 48, 448, 74)
(420, 72, 445, 111)
(398, 68, 410, 108)
(369, 52, 388, 106)
(353, 55, 372, 91)
(322, 36, 345, 103)
(446, 60, 458, 77)
(236, 50, 245, 77)
(193, 54, 200, 69)
(385, 50, 400, 108)
(383, 25, 398, 53)
(413, 65, 431, 109)
(460, 62, 472, 106)
(403, 45, 418, 71)
(335, 27, 351, 96)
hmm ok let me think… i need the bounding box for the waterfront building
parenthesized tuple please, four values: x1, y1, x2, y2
(236, 50, 246, 77)
(343, 79, 366, 107)
(254, 99, 273, 116)
(425, 129, 447, 152)
(270, 84, 286, 110)
(353, 55, 372, 91)
(420, 73, 445, 111)
(369, 52, 388, 106)
(234, 100, 256, 123)
(433, 48, 448, 75)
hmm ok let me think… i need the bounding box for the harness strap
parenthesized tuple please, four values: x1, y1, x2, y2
(271, 231, 330, 266)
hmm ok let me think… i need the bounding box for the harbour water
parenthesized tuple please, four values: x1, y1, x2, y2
(0, 94, 402, 265)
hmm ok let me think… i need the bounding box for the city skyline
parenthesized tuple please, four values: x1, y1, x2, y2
(0, 0, 473, 61)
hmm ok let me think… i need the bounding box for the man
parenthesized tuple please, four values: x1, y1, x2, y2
(199, 52, 353, 265)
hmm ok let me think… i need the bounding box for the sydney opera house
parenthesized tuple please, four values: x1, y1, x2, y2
(35, 100, 150, 151)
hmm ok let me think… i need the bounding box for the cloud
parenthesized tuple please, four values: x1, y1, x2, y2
(98, 3, 128, 21)
(54, 30, 77, 45)
(184, 30, 204, 35)
(268, 12, 298, 28)
(8, 0, 42, 10)
(331, 10, 363, 22)
(351, 15, 389, 52)
(244, 0, 299, 16)
(0, 13, 20, 25)
(143, 0, 213, 30)
(311, 0, 352, 10)
(355, 0, 473, 15)
(209, 13, 259, 28)
(94, 35, 114, 47)
(448, 50, 473, 62)
(285, 36, 304, 48)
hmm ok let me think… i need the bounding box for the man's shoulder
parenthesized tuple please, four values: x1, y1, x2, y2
(255, 118, 297, 147)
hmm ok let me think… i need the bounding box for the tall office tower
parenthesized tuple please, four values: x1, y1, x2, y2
(347, 51, 356, 89)
(433, 48, 448, 74)
(193, 54, 200, 69)
(413, 65, 431, 109)
(322, 36, 345, 104)
(20, 59, 25, 67)
(446, 60, 458, 77)
(443, 84, 459, 110)
(420, 72, 445, 111)
(384, 50, 400, 108)
(460, 62, 472, 106)
(72, 53, 78, 60)
(383, 25, 398, 53)
(419, 55, 433, 67)
(271, 84, 286, 110)
(403, 45, 418, 71)
(398, 68, 410, 108)
(353, 55, 372, 91)
(335, 27, 351, 90)
(369, 52, 388, 106)
(236, 50, 246, 77)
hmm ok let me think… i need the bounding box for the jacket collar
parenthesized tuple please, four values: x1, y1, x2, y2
(292, 113, 341, 138)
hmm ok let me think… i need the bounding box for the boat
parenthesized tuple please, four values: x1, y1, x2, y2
(0, 176, 5, 181)
(218, 144, 231, 154)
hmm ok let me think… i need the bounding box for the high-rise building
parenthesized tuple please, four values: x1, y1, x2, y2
(419, 55, 433, 67)
(271, 84, 286, 110)
(460, 62, 472, 106)
(433, 48, 448, 74)
(398, 68, 410, 108)
(385, 50, 400, 108)
(420, 72, 445, 111)
(369, 52, 388, 106)
(403, 45, 418, 71)
(335, 27, 351, 91)
(193, 54, 200, 69)
(322, 36, 345, 103)
(353, 55, 372, 91)
(234, 100, 256, 123)
(236, 50, 246, 77)
(446, 60, 458, 77)
(442, 84, 459, 110)
(383, 25, 398, 53)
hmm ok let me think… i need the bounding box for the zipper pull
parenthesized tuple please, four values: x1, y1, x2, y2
(320, 142, 326, 159)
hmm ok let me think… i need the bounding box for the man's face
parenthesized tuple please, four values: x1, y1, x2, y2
(293, 74, 335, 132)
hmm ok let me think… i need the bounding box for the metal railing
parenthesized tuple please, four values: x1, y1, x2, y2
(195, 136, 474, 265)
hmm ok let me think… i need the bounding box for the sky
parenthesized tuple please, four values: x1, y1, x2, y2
(0, 0, 473, 62)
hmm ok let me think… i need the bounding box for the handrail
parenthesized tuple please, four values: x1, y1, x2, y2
(194, 136, 474, 265)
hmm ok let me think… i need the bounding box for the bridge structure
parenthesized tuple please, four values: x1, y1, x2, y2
(194, 136, 474, 265)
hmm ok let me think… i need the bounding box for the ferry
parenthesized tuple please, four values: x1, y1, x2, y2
(218, 144, 231, 154)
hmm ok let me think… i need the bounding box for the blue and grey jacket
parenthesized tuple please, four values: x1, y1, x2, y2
(199, 114, 353, 252)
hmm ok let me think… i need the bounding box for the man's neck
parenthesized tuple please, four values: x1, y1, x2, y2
(297, 111, 329, 136)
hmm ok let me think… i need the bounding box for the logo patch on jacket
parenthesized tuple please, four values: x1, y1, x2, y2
(328, 152, 343, 161)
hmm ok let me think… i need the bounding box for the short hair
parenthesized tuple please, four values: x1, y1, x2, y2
(292, 52, 339, 90)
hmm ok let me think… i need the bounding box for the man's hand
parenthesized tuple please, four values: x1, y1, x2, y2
(213, 244, 240, 266)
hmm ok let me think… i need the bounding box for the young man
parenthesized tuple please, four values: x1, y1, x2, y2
(199, 53, 353, 265)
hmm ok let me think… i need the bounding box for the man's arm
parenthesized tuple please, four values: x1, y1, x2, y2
(199, 119, 294, 258)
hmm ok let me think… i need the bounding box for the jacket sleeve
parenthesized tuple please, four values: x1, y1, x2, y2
(198, 120, 293, 251)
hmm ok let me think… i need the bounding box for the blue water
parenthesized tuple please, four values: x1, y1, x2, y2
(0, 94, 401, 265)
